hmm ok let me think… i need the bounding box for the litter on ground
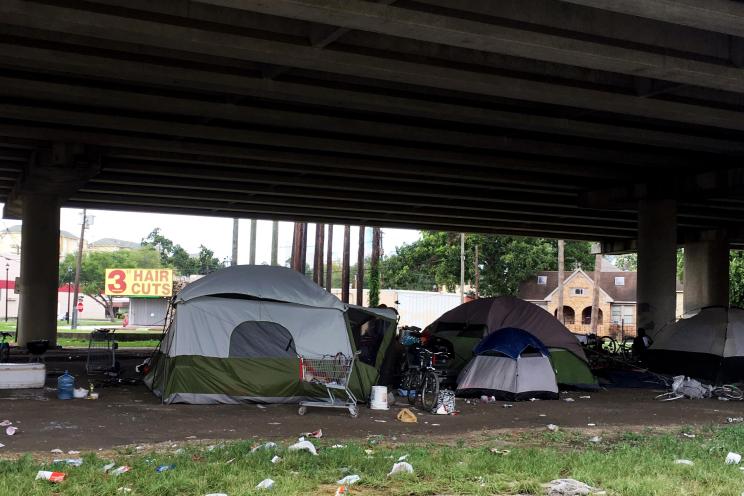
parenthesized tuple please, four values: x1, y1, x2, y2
(337, 475, 361, 485)
(288, 440, 318, 456)
(6, 426, 17, 436)
(388, 462, 414, 476)
(255, 478, 274, 490)
(0, 420, 11, 427)
(396, 408, 417, 423)
(35, 471, 65, 483)
(726, 452, 742, 465)
(544, 478, 606, 495)
(547, 424, 559, 432)
(674, 459, 694, 466)
(271, 455, 282, 464)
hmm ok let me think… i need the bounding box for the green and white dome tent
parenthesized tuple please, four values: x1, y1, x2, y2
(145, 265, 397, 404)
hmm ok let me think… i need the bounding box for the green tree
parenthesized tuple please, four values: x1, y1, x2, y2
(59, 247, 162, 320)
(141, 228, 223, 276)
(379, 232, 594, 296)
(730, 251, 744, 307)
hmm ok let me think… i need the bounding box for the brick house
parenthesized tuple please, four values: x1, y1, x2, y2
(518, 259, 683, 338)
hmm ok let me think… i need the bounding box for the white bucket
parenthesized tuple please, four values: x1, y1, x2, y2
(369, 385, 389, 410)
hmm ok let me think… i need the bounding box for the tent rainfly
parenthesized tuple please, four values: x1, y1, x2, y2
(646, 306, 744, 384)
(457, 327, 559, 400)
(426, 296, 597, 390)
(145, 265, 397, 404)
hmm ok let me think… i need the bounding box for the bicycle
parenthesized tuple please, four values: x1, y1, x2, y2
(401, 348, 447, 411)
(0, 332, 11, 363)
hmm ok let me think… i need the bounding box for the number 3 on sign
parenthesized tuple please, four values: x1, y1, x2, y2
(107, 269, 127, 294)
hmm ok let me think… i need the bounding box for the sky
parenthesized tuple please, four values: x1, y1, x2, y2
(0, 208, 421, 265)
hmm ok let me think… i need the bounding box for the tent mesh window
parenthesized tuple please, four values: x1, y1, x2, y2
(229, 321, 297, 358)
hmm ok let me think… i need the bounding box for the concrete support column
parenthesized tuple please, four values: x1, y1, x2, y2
(17, 193, 61, 346)
(684, 231, 729, 314)
(637, 198, 677, 337)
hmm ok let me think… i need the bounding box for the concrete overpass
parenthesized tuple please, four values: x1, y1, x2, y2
(0, 0, 743, 344)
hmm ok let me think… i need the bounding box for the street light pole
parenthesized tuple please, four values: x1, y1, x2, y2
(65, 266, 72, 324)
(71, 209, 88, 330)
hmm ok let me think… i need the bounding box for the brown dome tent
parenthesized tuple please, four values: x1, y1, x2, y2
(426, 296, 596, 389)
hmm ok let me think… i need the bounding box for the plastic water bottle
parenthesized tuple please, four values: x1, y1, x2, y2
(57, 371, 75, 400)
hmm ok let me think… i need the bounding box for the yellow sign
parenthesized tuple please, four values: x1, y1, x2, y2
(105, 268, 173, 297)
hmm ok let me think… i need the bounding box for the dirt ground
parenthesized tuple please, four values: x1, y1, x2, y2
(1, 352, 743, 454)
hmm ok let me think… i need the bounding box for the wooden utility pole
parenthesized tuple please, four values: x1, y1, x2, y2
(557, 240, 565, 324)
(313, 223, 324, 285)
(231, 218, 239, 266)
(356, 225, 365, 306)
(590, 252, 602, 334)
(474, 244, 480, 298)
(325, 225, 333, 291)
(71, 209, 87, 329)
(270, 221, 279, 266)
(370, 227, 381, 306)
(291, 222, 303, 271)
(299, 223, 308, 275)
(341, 225, 351, 303)
(249, 219, 257, 265)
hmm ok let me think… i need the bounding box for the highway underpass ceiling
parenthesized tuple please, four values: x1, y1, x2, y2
(1, 0, 744, 245)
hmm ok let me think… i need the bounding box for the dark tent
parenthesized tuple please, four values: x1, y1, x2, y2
(426, 296, 596, 389)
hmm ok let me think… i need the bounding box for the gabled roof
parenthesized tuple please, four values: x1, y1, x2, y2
(518, 269, 683, 303)
(3, 224, 79, 239)
(542, 269, 615, 303)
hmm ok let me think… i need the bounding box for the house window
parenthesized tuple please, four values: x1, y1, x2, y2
(611, 305, 635, 325)
(571, 288, 586, 296)
(615, 277, 625, 286)
(537, 275, 547, 285)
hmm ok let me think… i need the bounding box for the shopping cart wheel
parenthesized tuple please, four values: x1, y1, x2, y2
(298, 406, 307, 416)
(349, 406, 358, 418)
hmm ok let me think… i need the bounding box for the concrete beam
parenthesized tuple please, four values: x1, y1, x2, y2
(198, 0, 744, 94)
(558, 0, 744, 39)
(3, 3, 744, 132)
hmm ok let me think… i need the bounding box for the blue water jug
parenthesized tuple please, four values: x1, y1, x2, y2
(57, 371, 75, 400)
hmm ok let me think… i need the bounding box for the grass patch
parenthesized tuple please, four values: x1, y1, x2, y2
(3, 426, 744, 495)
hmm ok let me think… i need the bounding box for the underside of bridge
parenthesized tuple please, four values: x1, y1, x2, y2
(1, 0, 744, 344)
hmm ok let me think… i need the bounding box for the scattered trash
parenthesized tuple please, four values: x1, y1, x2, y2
(398, 454, 409, 461)
(529, 398, 540, 402)
(335, 486, 350, 496)
(225, 458, 235, 465)
(388, 461, 414, 476)
(251, 442, 277, 453)
(545, 478, 605, 495)
(364, 449, 374, 455)
(5, 426, 17, 436)
(73, 387, 88, 399)
(374, 419, 388, 423)
(186, 436, 197, 439)
(480, 395, 496, 403)
(726, 452, 742, 465)
(35, 471, 66, 483)
(396, 408, 417, 423)
(539, 414, 547, 417)
(431, 423, 440, 426)
(490, 448, 511, 455)
(268, 422, 281, 425)
(255, 478, 274, 490)
(50, 448, 63, 454)
(564, 398, 575, 403)
(54, 458, 83, 467)
(271, 455, 281, 464)
(727, 417, 744, 424)
(674, 459, 694, 466)
(103, 462, 116, 473)
(0, 443, 4, 448)
(117, 488, 132, 493)
(301, 429, 323, 439)
(174, 448, 185, 455)
(257, 404, 266, 409)
(547, 424, 559, 432)
(330, 444, 347, 449)
(579, 396, 591, 399)
(337, 475, 361, 485)
(288, 440, 318, 456)
(68, 450, 80, 455)
(682, 433, 696, 438)
(589, 436, 602, 444)
(587, 423, 596, 427)
(503, 404, 513, 408)
(156, 464, 176, 473)
(111, 466, 131, 476)
(0, 420, 11, 427)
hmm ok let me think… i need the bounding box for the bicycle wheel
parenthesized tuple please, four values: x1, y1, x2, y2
(600, 336, 619, 354)
(402, 369, 422, 405)
(420, 370, 440, 412)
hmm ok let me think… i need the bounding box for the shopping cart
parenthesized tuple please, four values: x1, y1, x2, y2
(298, 353, 358, 418)
(86, 328, 120, 377)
